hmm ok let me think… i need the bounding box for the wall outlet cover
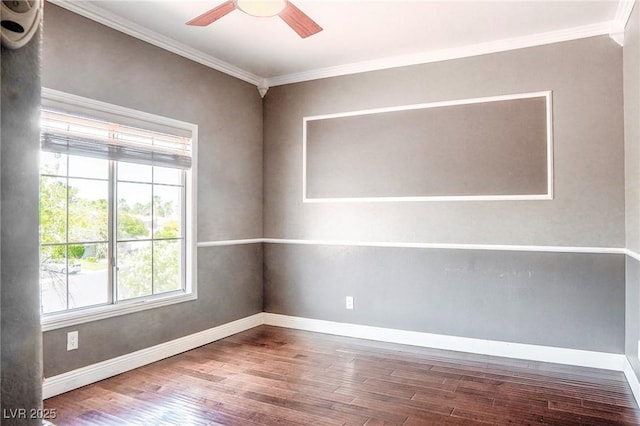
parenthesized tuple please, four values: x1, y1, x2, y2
(67, 331, 78, 351)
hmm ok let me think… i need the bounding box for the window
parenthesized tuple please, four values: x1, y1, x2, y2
(40, 89, 197, 331)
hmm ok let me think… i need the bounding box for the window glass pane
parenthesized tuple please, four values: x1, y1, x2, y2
(40, 244, 68, 314)
(40, 176, 67, 244)
(153, 239, 182, 294)
(68, 243, 109, 309)
(68, 178, 108, 243)
(117, 182, 152, 240)
(153, 185, 183, 239)
(40, 151, 67, 176)
(68, 156, 108, 179)
(153, 166, 181, 185)
(117, 241, 152, 300)
(118, 162, 152, 183)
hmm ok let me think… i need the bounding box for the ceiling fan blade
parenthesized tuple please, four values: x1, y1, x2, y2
(186, 0, 236, 26)
(279, 2, 322, 38)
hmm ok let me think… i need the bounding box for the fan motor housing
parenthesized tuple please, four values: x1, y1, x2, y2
(1, 0, 42, 49)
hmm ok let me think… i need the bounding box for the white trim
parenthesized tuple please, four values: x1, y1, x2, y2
(47, 0, 262, 87)
(265, 22, 612, 87)
(43, 312, 640, 405)
(623, 358, 640, 406)
(48, 0, 625, 90)
(197, 238, 264, 247)
(302, 194, 554, 203)
(41, 292, 198, 332)
(194, 237, 626, 255)
(302, 91, 553, 203)
(303, 91, 551, 124)
(261, 238, 626, 255)
(42, 313, 264, 399)
(609, 0, 636, 46)
(40, 88, 199, 332)
(613, 0, 637, 34)
(263, 313, 626, 372)
(42, 88, 199, 135)
(626, 248, 640, 262)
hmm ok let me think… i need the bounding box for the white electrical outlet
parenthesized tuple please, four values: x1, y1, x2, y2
(67, 331, 78, 351)
(346, 296, 354, 310)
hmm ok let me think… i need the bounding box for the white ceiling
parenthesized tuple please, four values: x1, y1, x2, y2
(49, 0, 633, 90)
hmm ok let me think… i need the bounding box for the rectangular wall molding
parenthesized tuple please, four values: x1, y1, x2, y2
(303, 91, 553, 203)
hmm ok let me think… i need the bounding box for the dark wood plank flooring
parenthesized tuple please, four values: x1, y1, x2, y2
(45, 325, 640, 425)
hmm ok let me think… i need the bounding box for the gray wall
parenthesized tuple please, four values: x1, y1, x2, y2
(1, 25, 43, 424)
(265, 36, 624, 246)
(41, 3, 263, 376)
(265, 244, 624, 352)
(624, 3, 640, 380)
(38, 0, 634, 387)
(263, 36, 626, 353)
(306, 96, 549, 199)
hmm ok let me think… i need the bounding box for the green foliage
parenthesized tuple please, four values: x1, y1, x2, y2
(40, 177, 108, 245)
(68, 244, 85, 259)
(153, 241, 181, 294)
(117, 241, 181, 300)
(40, 162, 183, 303)
(155, 219, 179, 239)
(50, 245, 66, 260)
(153, 195, 174, 217)
(117, 244, 152, 299)
(118, 214, 149, 239)
(48, 244, 85, 260)
(39, 177, 67, 244)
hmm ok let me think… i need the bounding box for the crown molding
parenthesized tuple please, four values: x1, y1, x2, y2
(609, 0, 636, 46)
(614, 0, 636, 30)
(47, 0, 263, 87)
(265, 21, 612, 87)
(48, 0, 631, 91)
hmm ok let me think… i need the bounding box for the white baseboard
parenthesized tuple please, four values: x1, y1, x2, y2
(263, 313, 627, 372)
(624, 358, 640, 406)
(42, 313, 264, 399)
(43, 311, 639, 407)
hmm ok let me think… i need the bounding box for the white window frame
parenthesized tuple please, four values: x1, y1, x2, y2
(40, 88, 198, 332)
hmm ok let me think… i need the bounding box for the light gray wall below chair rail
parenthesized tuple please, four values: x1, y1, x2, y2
(264, 244, 625, 353)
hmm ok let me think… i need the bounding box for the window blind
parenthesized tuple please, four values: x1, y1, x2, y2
(41, 109, 192, 169)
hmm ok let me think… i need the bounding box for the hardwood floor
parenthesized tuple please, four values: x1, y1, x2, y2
(45, 325, 640, 425)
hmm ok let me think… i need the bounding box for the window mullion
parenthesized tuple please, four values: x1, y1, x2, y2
(181, 171, 187, 292)
(65, 156, 70, 310)
(109, 160, 116, 304)
(39, 90, 196, 324)
(151, 168, 155, 296)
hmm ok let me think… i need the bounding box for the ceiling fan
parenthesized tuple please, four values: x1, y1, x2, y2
(187, 0, 323, 39)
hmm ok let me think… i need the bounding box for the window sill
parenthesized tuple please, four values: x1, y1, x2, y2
(41, 291, 197, 332)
